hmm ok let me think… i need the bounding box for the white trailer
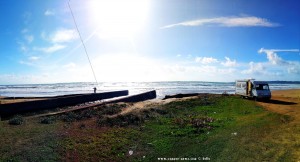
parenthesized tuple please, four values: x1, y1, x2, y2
(235, 79, 271, 100)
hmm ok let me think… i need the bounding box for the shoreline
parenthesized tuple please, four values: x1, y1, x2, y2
(1, 88, 299, 103)
(1, 81, 299, 98)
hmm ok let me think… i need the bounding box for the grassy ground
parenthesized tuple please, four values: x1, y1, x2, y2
(0, 119, 60, 161)
(0, 95, 298, 161)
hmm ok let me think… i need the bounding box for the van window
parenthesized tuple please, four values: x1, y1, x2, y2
(241, 83, 246, 88)
(255, 84, 269, 90)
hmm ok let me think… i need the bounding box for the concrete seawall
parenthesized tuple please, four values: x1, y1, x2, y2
(0, 90, 128, 116)
(108, 90, 157, 103)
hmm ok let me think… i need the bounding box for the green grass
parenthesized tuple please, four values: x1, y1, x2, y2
(132, 96, 296, 161)
(0, 119, 61, 162)
(0, 95, 298, 161)
(59, 127, 141, 162)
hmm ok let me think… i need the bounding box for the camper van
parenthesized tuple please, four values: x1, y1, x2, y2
(235, 79, 271, 100)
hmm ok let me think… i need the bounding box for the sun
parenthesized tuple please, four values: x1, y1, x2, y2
(87, 0, 149, 39)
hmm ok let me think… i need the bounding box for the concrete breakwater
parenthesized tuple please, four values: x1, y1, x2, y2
(0, 90, 129, 117)
(107, 90, 157, 103)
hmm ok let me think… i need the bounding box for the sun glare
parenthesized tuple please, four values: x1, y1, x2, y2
(88, 0, 149, 39)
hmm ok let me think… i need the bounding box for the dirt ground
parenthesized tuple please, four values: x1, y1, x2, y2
(257, 89, 300, 122)
(116, 96, 200, 116)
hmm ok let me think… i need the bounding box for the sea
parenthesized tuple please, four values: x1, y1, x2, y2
(0, 81, 299, 99)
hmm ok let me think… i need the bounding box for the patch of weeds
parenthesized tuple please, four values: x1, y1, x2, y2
(190, 117, 214, 129)
(173, 116, 215, 133)
(96, 117, 108, 127)
(242, 110, 252, 115)
(1, 157, 20, 162)
(61, 112, 80, 122)
(173, 118, 187, 127)
(97, 113, 144, 127)
(79, 109, 97, 119)
(99, 103, 126, 115)
(40, 116, 56, 124)
(79, 124, 86, 129)
(101, 106, 122, 115)
(141, 108, 168, 120)
(8, 115, 24, 125)
(60, 127, 139, 162)
(150, 108, 168, 115)
(280, 115, 293, 123)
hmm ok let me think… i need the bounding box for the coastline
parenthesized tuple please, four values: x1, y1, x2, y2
(1, 81, 299, 98)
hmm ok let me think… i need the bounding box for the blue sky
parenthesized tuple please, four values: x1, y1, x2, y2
(0, 0, 299, 84)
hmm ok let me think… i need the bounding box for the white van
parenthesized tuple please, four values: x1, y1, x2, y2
(235, 79, 271, 100)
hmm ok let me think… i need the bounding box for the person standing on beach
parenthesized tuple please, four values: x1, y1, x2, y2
(93, 87, 97, 93)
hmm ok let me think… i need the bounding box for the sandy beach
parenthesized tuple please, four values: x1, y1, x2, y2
(257, 89, 300, 122)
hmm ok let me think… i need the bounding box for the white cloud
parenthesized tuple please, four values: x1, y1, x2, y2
(20, 45, 28, 52)
(218, 68, 237, 74)
(63, 62, 76, 69)
(21, 28, 29, 33)
(161, 16, 279, 29)
(29, 56, 39, 61)
(49, 29, 78, 43)
(17, 41, 29, 53)
(195, 57, 218, 64)
(22, 12, 32, 24)
(62, 62, 77, 72)
(176, 54, 181, 57)
(241, 48, 300, 77)
(24, 35, 34, 43)
(44, 9, 55, 16)
(20, 44, 29, 53)
(242, 62, 266, 75)
(63, 62, 76, 68)
(34, 44, 66, 53)
(18, 56, 41, 67)
(198, 65, 218, 73)
(221, 57, 237, 67)
(19, 60, 34, 66)
(287, 66, 300, 74)
(258, 48, 299, 65)
(0, 74, 51, 84)
(41, 31, 47, 40)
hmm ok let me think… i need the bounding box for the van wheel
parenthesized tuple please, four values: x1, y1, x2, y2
(253, 97, 257, 101)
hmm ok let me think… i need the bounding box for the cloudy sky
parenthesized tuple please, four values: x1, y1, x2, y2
(0, 0, 299, 84)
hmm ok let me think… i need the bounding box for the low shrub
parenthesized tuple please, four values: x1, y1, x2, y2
(97, 113, 145, 127)
(61, 112, 80, 122)
(98, 103, 126, 115)
(79, 109, 97, 119)
(190, 117, 214, 132)
(40, 116, 56, 124)
(173, 116, 215, 133)
(8, 115, 24, 125)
